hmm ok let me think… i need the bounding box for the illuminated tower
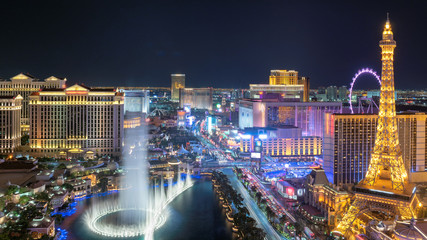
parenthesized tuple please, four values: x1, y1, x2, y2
(333, 16, 422, 237)
(171, 74, 185, 102)
(362, 16, 408, 190)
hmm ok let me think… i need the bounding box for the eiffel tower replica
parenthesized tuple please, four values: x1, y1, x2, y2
(333, 16, 422, 237)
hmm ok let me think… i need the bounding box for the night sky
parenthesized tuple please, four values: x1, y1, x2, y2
(0, 1, 426, 89)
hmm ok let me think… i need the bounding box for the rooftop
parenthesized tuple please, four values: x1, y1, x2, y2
(28, 216, 54, 229)
(0, 172, 36, 191)
(277, 180, 294, 188)
(0, 161, 37, 170)
(307, 168, 329, 186)
(300, 204, 323, 217)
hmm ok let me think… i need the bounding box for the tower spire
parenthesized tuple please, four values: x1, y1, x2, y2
(363, 15, 405, 190)
(333, 17, 421, 237)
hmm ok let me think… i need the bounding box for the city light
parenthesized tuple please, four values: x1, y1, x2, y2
(258, 134, 267, 140)
(240, 134, 251, 139)
(1, 6, 425, 240)
(336, 17, 418, 237)
(348, 68, 381, 114)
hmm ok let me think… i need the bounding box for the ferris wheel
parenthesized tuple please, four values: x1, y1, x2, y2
(348, 68, 381, 114)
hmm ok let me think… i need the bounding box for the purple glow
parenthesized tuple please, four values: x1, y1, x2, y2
(349, 68, 381, 114)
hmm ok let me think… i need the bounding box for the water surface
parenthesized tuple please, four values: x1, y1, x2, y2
(61, 177, 233, 240)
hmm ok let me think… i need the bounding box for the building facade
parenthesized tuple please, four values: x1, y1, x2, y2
(0, 95, 23, 153)
(179, 87, 213, 110)
(239, 126, 322, 156)
(323, 112, 427, 186)
(239, 99, 342, 138)
(171, 74, 185, 102)
(326, 86, 337, 101)
(250, 69, 310, 102)
(0, 73, 66, 131)
(338, 86, 347, 102)
(117, 89, 150, 129)
(241, 136, 322, 157)
(304, 169, 351, 228)
(29, 84, 124, 157)
(118, 89, 150, 114)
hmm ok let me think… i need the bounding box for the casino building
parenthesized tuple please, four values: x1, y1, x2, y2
(0, 73, 66, 132)
(117, 88, 150, 129)
(171, 74, 185, 102)
(0, 95, 23, 153)
(323, 111, 427, 186)
(250, 70, 310, 102)
(239, 98, 342, 138)
(240, 127, 322, 157)
(179, 87, 213, 110)
(29, 84, 124, 158)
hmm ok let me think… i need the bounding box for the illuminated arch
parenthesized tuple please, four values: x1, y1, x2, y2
(349, 68, 381, 113)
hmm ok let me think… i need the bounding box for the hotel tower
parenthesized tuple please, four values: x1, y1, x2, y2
(29, 84, 124, 158)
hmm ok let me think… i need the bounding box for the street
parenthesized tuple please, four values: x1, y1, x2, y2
(222, 168, 284, 240)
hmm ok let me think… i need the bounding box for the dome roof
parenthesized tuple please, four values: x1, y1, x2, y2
(167, 157, 180, 165)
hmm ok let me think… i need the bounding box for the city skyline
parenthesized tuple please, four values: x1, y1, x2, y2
(0, 1, 427, 89)
(1, 8, 427, 239)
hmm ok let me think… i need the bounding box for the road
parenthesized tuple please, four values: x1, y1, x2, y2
(197, 133, 284, 239)
(222, 168, 284, 240)
(246, 170, 296, 223)
(195, 132, 324, 239)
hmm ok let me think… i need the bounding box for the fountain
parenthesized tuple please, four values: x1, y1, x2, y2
(84, 126, 193, 239)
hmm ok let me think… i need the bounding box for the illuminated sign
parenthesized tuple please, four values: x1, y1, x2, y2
(187, 115, 195, 126)
(207, 116, 212, 134)
(258, 134, 267, 140)
(286, 187, 294, 196)
(251, 152, 261, 159)
(240, 134, 251, 140)
(254, 140, 262, 152)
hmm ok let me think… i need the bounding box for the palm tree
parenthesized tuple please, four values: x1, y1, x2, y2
(255, 192, 262, 203)
(260, 198, 267, 206)
(98, 177, 109, 192)
(266, 206, 274, 220)
(237, 207, 249, 219)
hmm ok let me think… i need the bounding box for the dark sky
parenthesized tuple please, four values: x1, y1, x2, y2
(0, 1, 426, 89)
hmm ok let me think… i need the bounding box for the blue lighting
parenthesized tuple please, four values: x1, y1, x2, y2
(51, 190, 119, 218)
(57, 227, 68, 240)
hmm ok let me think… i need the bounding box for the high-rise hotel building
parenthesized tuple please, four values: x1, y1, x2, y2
(29, 84, 124, 157)
(171, 74, 185, 102)
(323, 112, 427, 185)
(0, 73, 66, 132)
(179, 87, 213, 110)
(0, 95, 23, 153)
(250, 70, 310, 102)
(239, 98, 342, 138)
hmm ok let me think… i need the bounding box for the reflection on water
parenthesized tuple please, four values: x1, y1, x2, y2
(61, 177, 233, 240)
